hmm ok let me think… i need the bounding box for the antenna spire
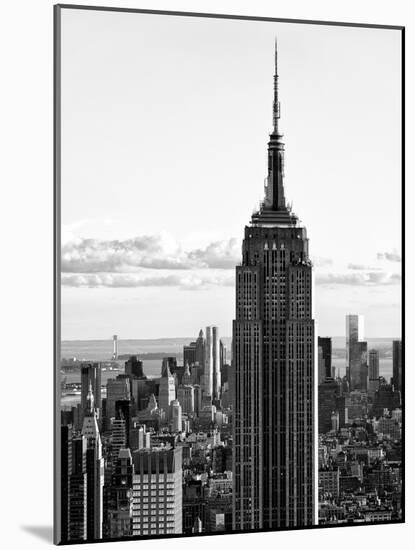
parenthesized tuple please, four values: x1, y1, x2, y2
(273, 38, 280, 134)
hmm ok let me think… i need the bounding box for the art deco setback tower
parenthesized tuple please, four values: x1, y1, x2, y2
(233, 42, 316, 531)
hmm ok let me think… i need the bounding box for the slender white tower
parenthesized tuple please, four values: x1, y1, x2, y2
(204, 326, 213, 397)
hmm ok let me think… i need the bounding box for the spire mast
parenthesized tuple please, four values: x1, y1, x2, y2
(273, 38, 280, 135)
(251, 39, 298, 225)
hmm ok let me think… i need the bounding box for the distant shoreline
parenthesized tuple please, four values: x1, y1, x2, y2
(61, 336, 400, 342)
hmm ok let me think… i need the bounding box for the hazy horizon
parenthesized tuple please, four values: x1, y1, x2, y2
(61, 334, 401, 342)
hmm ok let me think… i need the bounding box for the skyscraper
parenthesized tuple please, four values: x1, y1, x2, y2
(68, 435, 87, 541)
(204, 326, 213, 397)
(81, 363, 102, 415)
(132, 447, 183, 536)
(125, 356, 144, 379)
(368, 349, 380, 397)
(107, 448, 133, 538)
(212, 326, 221, 401)
(112, 335, 118, 360)
(106, 377, 130, 420)
(346, 315, 368, 390)
(61, 425, 71, 543)
(111, 408, 127, 470)
(232, 42, 316, 530)
(318, 346, 325, 385)
(182, 363, 192, 386)
(159, 362, 176, 419)
(318, 337, 332, 380)
(318, 379, 340, 434)
(82, 383, 104, 540)
(392, 340, 402, 392)
(183, 342, 197, 366)
(195, 329, 205, 366)
(170, 399, 182, 432)
(177, 384, 195, 415)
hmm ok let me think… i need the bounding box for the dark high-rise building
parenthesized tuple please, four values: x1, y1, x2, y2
(195, 329, 205, 366)
(318, 337, 332, 380)
(61, 425, 71, 543)
(106, 377, 130, 420)
(318, 379, 340, 434)
(183, 480, 206, 534)
(213, 445, 232, 473)
(184, 330, 205, 386)
(107, 448, 133, 538)
(125, 356, 144, 379)
(82, 384, 104, 540)
(373, 383, 401, 418)
(346, 315, 368, 391)
(232, 42, 316, 530)
(368, 349, 380, 397)
(183, 342, 197, 366)
(393, 340, 402, 392)
(68, 436, 87, 541)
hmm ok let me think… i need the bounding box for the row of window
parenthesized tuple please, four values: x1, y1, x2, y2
(135, 507, 176, 514)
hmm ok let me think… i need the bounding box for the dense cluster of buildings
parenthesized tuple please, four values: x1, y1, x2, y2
(60, 326, 234, 542)
(59, 42, 403, 542)
(317, 317, 402, 524)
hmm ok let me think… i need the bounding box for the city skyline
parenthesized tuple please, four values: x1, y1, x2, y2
(56, 7, 403, 545)
(60, 9, 401, 340)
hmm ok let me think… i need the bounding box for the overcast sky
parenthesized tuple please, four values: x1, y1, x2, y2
(60, 8, 402, 340)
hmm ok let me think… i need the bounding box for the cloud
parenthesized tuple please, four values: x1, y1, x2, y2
(316, 271, 401, 286)
(62, 235, 240, 273)
(188, 239, 240, 269)
(377, 251, 401, 262)
(347, 263, 381, 271)
(62, 272, 235, 290)
(311, 256, 333, 267)
(61, 233, 401, 291)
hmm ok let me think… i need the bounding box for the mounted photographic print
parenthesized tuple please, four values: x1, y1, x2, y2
(54, 4, 404, 545)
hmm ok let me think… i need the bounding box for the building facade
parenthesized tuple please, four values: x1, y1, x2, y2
(81, 363, 102, 416)
(204, 326, 213, 397)
(212, 326, 221, 401)
(368, 349, 380, 397)
(232, 42, 316, 531)
(346, 315, 368, 391)
(106, 377, 130, 420)
(318, 337, 332, 381)
(170, 399, 182, 432)
(159, 363, 176, 419)
(132, 447, 183, 536)
(392, 340, 402, 392)
(107, 448, 133, 538)
(177, 384, 195, 415)
(68, 436, 87, 541)
(82, 384, 105, 540)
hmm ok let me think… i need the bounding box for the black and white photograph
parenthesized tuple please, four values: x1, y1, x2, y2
(54, 5, 403, 545)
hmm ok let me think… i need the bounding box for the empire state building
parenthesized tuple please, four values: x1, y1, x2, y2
(232, 42, 316, 530)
